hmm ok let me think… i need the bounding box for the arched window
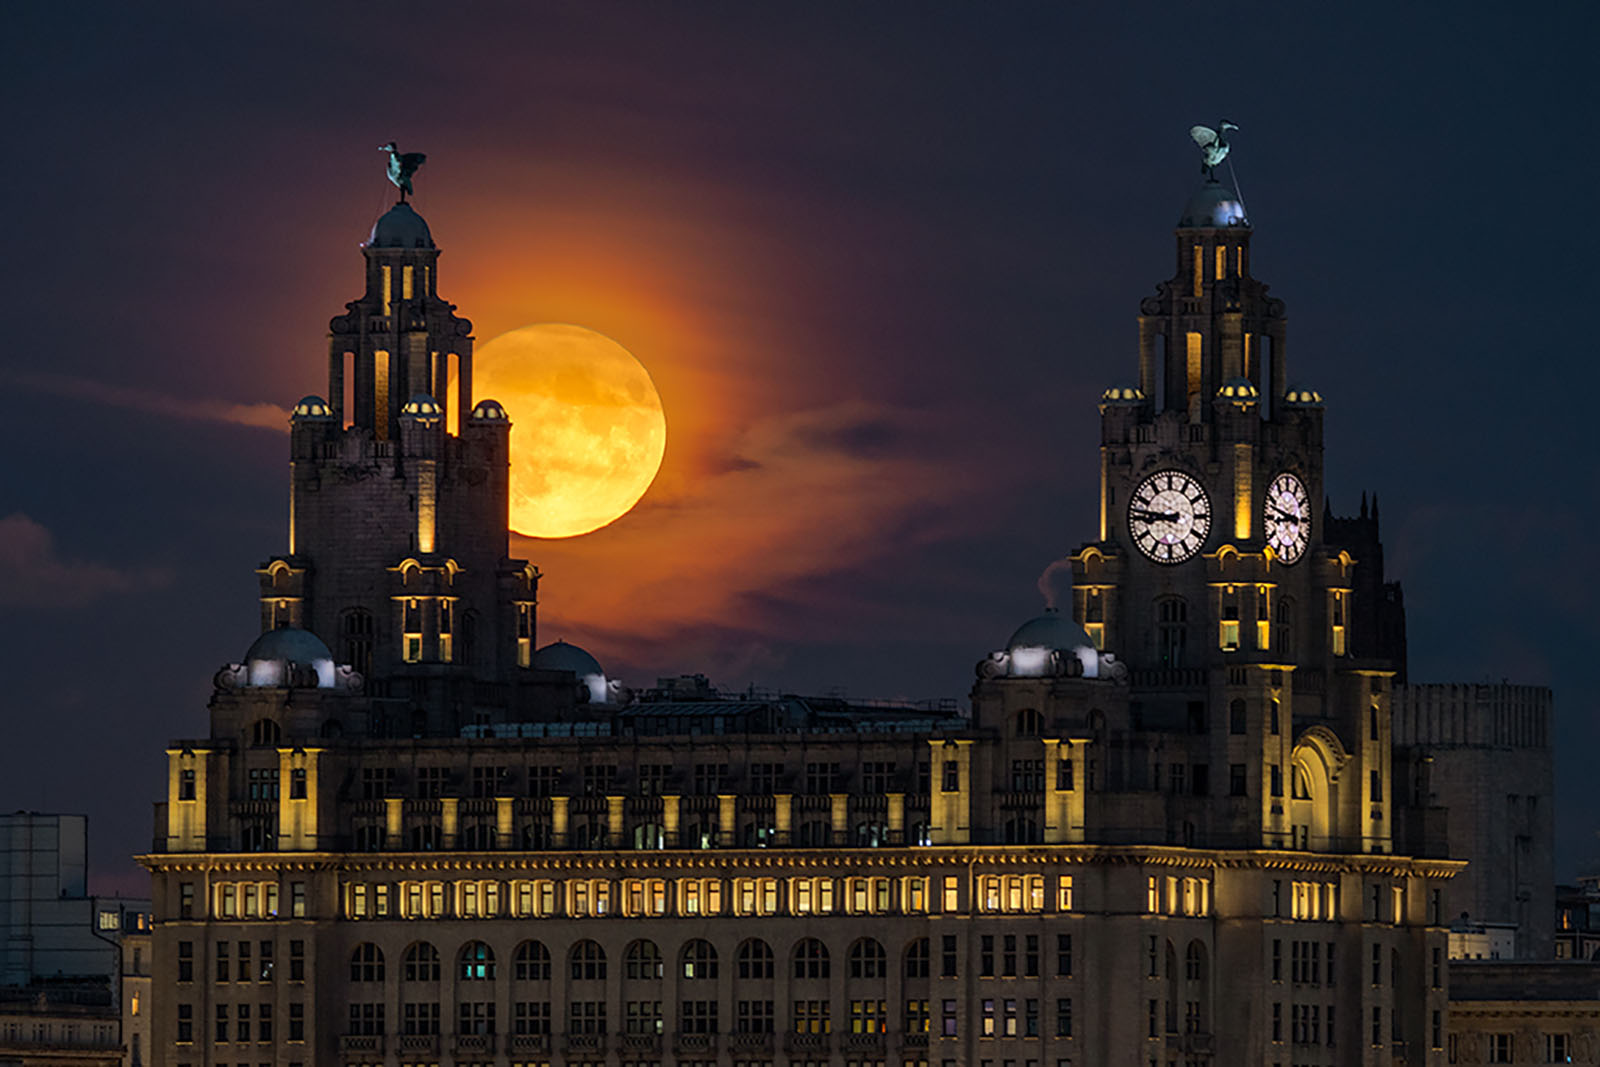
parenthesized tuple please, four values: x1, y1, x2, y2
(354, 824, 385, 851)
(458, 941, 495, 980)
(625, 940, 663, 981)
(737, 939, 774, 980)
(681, 939, 718, 980)
(793, 938, 830, 980)
(1015, 708, 1041, 737)
(402, 942, 439, 982)
(904, 938, 930, 979)
(513, 940, 550, 981)
(349, 943, 384, 982)
(633, 822, 664, 849)
(250, 719, 280, 747)
(848, 938, 887, 979)
(1185, 941, 1204, 980)
(340, 608, 374, 678)
(570, 940, 606, 981)
(853, 821, 887, 847)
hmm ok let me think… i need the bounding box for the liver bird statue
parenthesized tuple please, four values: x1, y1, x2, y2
(1189, 121, 1238, 179)
(380, 142, 427, 201)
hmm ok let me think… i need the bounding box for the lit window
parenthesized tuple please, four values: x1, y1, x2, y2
(1057, 875, 1074, 911)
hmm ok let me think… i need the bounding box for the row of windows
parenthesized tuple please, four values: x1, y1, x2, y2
(175, 1002, 302, 1044)
(356, 761, 926, 800)
(340, 874, 1078, 922)
(325, 996, 1081, 1040)
(336, 934, 1078, 985)
(176, 940, 304, 983)
(1144, 876, 1212, 917)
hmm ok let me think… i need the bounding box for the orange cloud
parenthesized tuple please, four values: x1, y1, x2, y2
(0, 514, 172, 607)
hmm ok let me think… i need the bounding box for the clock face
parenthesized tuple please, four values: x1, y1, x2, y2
(1263, 471, 1311, 563)
(1129, 470, 1212, 563)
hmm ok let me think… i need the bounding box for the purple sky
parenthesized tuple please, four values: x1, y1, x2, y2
(1, 3, 1595, 893)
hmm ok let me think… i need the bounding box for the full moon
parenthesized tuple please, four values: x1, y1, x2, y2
(472, 324, 666, 538)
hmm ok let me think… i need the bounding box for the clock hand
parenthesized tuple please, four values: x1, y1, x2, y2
(1131, 508, 1180, 522)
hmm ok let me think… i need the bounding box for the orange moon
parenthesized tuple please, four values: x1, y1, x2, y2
(472, 324, 666, 538)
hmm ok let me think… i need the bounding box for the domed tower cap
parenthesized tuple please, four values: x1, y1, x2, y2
(1101, 386, 1146, 405)
(1179, 179, 1250, 229)
(1007, 608, 1094, 652)
(400, 393, 443, 423)
(470, 398, 510, 422)
(532, 640, 603, 677)
(291, 395, 335, 420)
(367, 202, 435, 249)
(242, 626, 337, 688)
(1282, 385, 1325, 407)
(1217, 377, 1260, 403)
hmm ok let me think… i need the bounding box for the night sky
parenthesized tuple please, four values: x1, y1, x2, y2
(3, 4, 1595, 893)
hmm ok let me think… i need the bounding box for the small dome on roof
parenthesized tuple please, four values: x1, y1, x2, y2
(367, 202, 434, 249)
(1179, 180, 1249, 228)
(1101, 386, 1146, 404)
(470, 399, 509, 421)
(1008, 608, 1094, 653)
(242, 627, 337, 688)
(1217, 377, 1260, 402)
(400, 393, 443, 422)
(533, 640, 603, 678)
(291, 395, 334, 420)
(1283, 386, 1325, 406)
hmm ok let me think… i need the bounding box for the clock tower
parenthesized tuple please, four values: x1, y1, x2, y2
(1068, 169, 1406, 852)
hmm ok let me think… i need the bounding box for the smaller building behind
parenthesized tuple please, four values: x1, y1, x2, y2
(1449, 960, 1600, 1064)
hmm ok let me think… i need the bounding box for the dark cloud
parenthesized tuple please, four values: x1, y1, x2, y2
(0, 514, 172, 608)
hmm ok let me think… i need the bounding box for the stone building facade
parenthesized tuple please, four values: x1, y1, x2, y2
(1447, 961, 1600, 1064)
(138, 164, 1509, 1067)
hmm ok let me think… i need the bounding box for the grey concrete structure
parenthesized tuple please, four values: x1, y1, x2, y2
(1393, 684, 1554, 958)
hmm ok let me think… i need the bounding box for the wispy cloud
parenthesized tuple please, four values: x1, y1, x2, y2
(520, 400, 992, 673)
(0, 514, 172, 607)
(7, 372, 288, 432)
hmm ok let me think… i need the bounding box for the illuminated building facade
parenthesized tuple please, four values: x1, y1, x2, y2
(142, 172, 1504, 1067)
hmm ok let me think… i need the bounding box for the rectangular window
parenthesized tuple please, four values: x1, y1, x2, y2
(792, 1000, 831, 1035)
(176, 1004, 193, 1044)
(736, 999, 774, 1034)
(902, 999, 929, 1035)
(1215, 244, 1226, 279)
(1370, 769, 1383, 803)
(849, 999, 887, 1034)
(942, 876, 960, 913)
(289, 940, 304, 982)
(941, 999, 957, 1037)
(941, 935, 958, 977)
(941, 760, 960, 792)
(1055, 997, 1072, 1037)
(1230, 763, 1247, 796)
(1056, 758, 1074, 791)
(288, 1002, 304, 1041)
(177, 941, 193, 983)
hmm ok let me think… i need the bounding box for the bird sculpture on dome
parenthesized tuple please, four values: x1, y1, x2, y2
(1189, 121, 1239, 179)
(380, 141, 427, 201)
